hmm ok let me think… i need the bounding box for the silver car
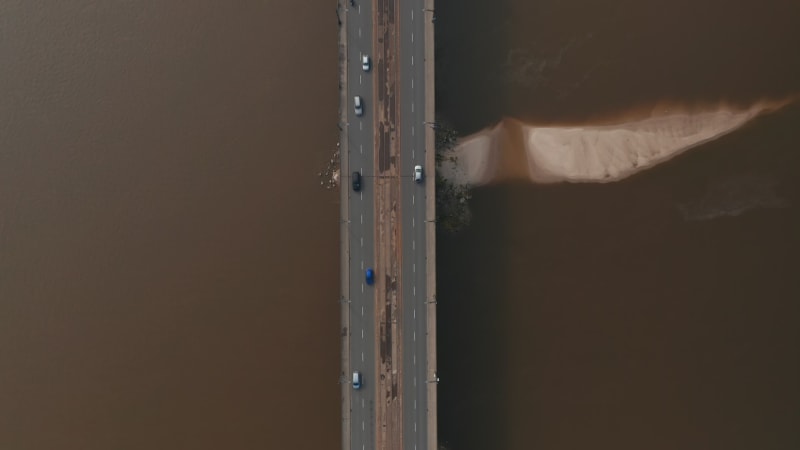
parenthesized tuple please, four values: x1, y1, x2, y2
(354, 96, 363, 116)
(414, 165, 423, 183)
(362, 54, 371, 72)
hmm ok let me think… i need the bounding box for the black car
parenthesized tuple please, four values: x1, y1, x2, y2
(352, 171, 361, 191)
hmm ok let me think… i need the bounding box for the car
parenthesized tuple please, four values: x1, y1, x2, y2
(352, 171, 361, 191)
(354, 96, 363, 116)
(365, 268, 374, 285)
(414, 165, 423, 183)
(352, 371, 361, 389)
(361, 54, 371, 72)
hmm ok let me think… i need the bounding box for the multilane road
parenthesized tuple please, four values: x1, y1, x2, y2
(340, 0, 436, 449)
(345, 2, 377, 450)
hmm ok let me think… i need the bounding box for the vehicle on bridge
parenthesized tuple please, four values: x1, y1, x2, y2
(352, 171, 361, 191)
(414, 165, 424, 183)
(354, 96, 363, 116)
(352, 371, 362, 389)
(361, 54, 371, 72)
(365, 268, 375, 285)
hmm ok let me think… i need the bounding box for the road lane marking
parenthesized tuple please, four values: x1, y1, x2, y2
(412, 240, 415, 251)
(414, 399, 417, 410)
(360, 214, 363, 224)
(413, 331, 416, 341)
(359, 122, 363, 131)
(360, 237, 363, 247)
(360, 144, 363, 154)
(411, 9, 414, 21)
(362, 422, 365, 431)
(411, 126, 415, 136)
(413, 353, 416, 365)
(360, 191, 363, 200)
(361, 329, 364, 338)
(362, 352, 364, 361)
(413, 263, 415, 273)
(414, 376, 417, 387)
(412, 195, 415, 205)
(361, 306, 364, 316)
(362, 399, 365, 407)
(358, 4, 361, 13)
(412, 217, 415, 227)
(412, 78, 414, 89)
(358, 28, 361, 38)
(412, 102, 414, 113)
(413, 308, 416, 318)
(359, 74, 362, 85)
(412, 55, 414, 66)
(415, 422, 417, 432)
(412, 149, 415, 159)
(413, 286, 416, 296)
(361, 260, 364, 269)
(412, 33, 414, 43)
(361, 283, 364, 293)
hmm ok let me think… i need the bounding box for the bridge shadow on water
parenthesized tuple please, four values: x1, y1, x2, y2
(434, 1, 513, 449)
(437, 186, 513, 450)
(435, 0, 513, 135)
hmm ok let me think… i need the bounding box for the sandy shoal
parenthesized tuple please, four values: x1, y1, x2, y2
(443, 101, 789, 186)
(438, 125, 501, 186)
(522, 109, 761, 183)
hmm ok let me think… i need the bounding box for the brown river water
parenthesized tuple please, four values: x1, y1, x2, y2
(1, 1, 340, 448)
(1, 0, 798, 449)
(436, 0, 800, 449)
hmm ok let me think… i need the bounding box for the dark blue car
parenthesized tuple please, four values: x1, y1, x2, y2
(365, 268, 375, 285)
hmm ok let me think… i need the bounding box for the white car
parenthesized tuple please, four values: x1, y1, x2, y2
(354, 96, 363, 116)
(361, 55, 371, 72)
(414, 165, 423, 183)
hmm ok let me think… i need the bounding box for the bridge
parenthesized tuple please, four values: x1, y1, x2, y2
(338, 0, 437, 449)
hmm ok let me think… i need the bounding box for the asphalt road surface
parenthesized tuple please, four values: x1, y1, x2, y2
(399, 2, 430, 450)
(346, 1, 431, 449)
(346, 2, 377, 450)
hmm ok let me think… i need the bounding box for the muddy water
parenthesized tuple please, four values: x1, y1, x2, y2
(436, 0, 800, 449)
(0, 1, 341, 448)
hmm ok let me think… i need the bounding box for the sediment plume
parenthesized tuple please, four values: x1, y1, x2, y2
(439, 99, 794, 186)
